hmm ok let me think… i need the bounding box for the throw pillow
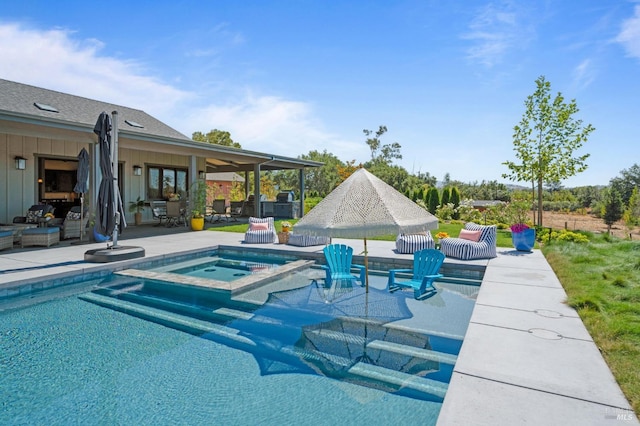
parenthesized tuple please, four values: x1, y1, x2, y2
(459, 229, 482, 242)
(26, 209, 43, 223)
(250, 222, 269, 231)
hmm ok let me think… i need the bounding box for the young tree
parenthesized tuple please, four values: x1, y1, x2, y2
(603, 187, 624, 234)
(503, 76, 595, 227)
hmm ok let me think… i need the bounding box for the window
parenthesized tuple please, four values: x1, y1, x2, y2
(147, 166, 188, 200)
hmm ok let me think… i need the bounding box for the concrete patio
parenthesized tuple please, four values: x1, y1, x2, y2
(0, 228, 637, 425)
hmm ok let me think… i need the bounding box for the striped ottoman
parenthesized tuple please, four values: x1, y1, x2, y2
(395, 232, 435, 254)
(287, 234, 330, 247)
(21, 227, 60, 248)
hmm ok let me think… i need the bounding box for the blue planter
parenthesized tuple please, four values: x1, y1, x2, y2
(512, 228, 536, 251)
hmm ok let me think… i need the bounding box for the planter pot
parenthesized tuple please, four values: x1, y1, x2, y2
(512, 228, 536, 252)
(191, 217, 205, 231)
(133, 212, 142, 226)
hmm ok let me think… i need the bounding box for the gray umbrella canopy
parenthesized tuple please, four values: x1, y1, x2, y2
(294, 168, 438, 238)
(94, 112, 126, 237)
(73, 148, 89, 194)
(74, 147, 90, 241)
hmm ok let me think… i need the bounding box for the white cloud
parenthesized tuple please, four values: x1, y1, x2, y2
(572, 58, 596, 90)
(616, 5, 640, 59)
(0, 22, 359, 160)
(0, 23, 192, 118)
(179, 92, 362, 159)
(462, 2, 533, 68)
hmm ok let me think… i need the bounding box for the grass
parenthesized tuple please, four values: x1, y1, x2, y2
(543, 234, 640, 414)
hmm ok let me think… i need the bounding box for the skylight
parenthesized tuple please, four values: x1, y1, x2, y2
(33, 102, 59, 113)
(125, 119, 144, 128)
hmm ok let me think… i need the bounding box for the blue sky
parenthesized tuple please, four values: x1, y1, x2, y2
(1, 1, 639, 187)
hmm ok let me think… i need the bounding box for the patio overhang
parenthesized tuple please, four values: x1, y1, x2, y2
(0, 111, 323, 173)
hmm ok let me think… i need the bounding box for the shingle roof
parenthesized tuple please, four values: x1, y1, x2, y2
(0, 78, 190, 142)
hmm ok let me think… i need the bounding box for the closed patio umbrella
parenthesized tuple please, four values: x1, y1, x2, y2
(73, 147, 89, 241)
(94, 111, 126, 242)
(293, 168, 439, 291)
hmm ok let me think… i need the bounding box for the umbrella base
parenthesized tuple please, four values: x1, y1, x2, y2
(84, 245, 145, 263)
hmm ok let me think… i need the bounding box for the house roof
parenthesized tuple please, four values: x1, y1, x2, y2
(0, 79, 322, 172)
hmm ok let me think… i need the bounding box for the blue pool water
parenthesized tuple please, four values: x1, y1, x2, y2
(0, 259, 479, 425)
(158, 255, 285, 281)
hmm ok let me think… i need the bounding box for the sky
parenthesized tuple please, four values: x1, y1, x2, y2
(1, 0, 639, 188)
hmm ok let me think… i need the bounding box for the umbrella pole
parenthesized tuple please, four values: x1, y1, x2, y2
(79, 194, 84, 241)
(111, 111, 119, 248)
(364, 238, 369, 293)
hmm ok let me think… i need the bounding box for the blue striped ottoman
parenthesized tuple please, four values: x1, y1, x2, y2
(287, 234, 330, 247)
(395, 232, 435, 254)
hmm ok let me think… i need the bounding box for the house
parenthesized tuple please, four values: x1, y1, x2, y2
(0, 79, 321, 225)
(205, 172, 245, 204)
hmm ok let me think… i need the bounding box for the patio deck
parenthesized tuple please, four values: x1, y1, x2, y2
(0, 226, 637, 425)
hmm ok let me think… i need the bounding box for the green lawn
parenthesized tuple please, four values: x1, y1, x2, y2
(543, 235, 640, 415)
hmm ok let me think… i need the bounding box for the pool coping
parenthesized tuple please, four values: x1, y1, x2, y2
(0, 231, 637, 424)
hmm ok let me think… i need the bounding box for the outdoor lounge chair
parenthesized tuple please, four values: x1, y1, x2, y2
(13, 204, 55, 224)
(244, 217, 278, 243)
(61, 206, 89, 239)
(439, 222, 497, 260)
(208, 199, 230, 223)
(321, 244, 366, 288)
(387, 248, 445, 299)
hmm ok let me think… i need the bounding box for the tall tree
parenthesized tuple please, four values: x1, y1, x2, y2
(363, 125, 402, 165)
(450, 187, 461, 219)
(503, 76, 595, 227)
(192, 129, 242, 148)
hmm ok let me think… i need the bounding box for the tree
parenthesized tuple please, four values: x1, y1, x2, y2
(624, 187, 640, 227)
(192, 129, 242, 148)
(427, 187, 440, 214)
(441, 187, 451, 207)
(603, 187, 624, 234)
(503, 76, 595, 227)
(363, 125, 402, 166)
(610, 163, 640, 206)
(450, 187, 461, 219)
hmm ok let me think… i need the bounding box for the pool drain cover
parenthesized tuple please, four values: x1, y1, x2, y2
(234, 273, 246, 277)
(204, 269, 217, 272)
(528, 328, 562, 340)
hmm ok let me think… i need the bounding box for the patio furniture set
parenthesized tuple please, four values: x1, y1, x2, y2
(0, 204, 91, 250)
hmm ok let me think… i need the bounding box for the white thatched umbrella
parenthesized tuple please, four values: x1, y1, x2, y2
(293, 168, 439, 291)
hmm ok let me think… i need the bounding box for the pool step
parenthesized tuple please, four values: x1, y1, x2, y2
(349, 362, 448, 399)
(80, 292, 451, 401)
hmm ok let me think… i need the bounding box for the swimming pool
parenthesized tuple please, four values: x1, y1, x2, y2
(0, 251, 480, 425)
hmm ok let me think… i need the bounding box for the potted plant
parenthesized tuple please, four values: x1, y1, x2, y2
(188, 180, 208, 231)
(128, 196, 145, 226)
(510, 223, 536, 251)
(281, 221, 292, 233)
